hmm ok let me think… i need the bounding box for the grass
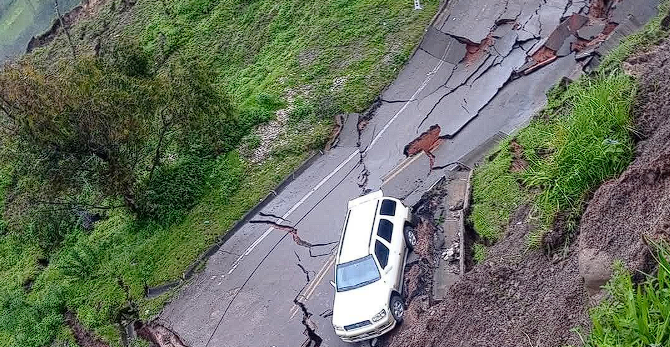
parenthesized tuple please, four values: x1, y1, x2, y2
(0, 0, 439, 345)
(576, 247, 670, 346)
(468, 0, 670, 250)
(469, 73, 636, 248)
(473, 243, 487, 264)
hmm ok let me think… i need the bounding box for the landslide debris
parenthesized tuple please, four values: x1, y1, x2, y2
(386, 204, 589, 347)
(384, 36, 670, 347)
(581, 37, 670, 290)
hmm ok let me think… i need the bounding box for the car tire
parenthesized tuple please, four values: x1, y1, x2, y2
(390, 294, 404, 324)
(403, 225, 416, 252)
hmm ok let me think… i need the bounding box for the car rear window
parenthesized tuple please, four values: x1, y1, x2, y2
(379, 199, 397, 216)
(375, 241, 389, 269)
(377, 219, 393, 243)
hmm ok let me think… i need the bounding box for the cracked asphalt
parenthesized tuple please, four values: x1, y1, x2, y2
(158, 0, 658, 346)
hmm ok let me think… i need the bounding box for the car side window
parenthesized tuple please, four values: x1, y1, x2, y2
(375, 241, 389, 269)
(377, 219, 393, 243)
(379, 199, 397, 216)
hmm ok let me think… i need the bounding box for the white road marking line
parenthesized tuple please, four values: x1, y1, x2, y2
(227, 150, 358, 276)
(226, 56, 445, 277)
(288, 253, 337, 320)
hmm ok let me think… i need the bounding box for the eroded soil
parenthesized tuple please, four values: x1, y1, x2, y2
(580, 37, 670, 287)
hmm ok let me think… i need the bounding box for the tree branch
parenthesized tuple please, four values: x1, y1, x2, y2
(33, 199, 124, 210)
(54, 0, 77, 59)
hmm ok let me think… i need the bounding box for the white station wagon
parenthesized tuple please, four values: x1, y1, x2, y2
(331, 191, 417, 343)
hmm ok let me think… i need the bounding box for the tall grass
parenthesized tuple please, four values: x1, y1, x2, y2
(582, 247, 670, 346)
(523, 73, 635, 218)
(469, 73, 636, 246)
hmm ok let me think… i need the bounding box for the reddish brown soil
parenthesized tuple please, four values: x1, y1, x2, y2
(531, 47, 557, 63)
(572, 38, 591, 52)
(509, 140, 529, 173)
(463, 35, 494, 66)
(403, 125, 442, 157)
(65, 311, 110, 347)
(588, 0, 611, 18)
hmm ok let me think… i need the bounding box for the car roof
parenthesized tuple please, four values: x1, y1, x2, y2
(338, 191, 383, 264)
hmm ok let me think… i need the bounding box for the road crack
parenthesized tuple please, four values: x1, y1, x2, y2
(248, 220, 337, 257)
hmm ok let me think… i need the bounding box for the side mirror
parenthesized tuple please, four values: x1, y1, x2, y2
(330, 280, 336, 288)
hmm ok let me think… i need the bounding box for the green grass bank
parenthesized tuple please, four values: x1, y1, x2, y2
(0, 0, 439, 346)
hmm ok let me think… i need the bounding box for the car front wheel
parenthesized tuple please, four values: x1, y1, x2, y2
(403, 226, 416, 252)
(390, 294, 404, 324)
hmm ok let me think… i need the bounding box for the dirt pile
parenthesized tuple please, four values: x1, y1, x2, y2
(386, 205, 588, 347)
(580, 38, 670, 289)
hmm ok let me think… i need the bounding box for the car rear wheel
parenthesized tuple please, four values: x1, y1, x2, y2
(390, 294, 404, 324)
(404, 226, 416, 252)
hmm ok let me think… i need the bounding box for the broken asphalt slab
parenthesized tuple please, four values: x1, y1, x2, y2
(438, 0, 507, 43)
(420, 26, 467, 64)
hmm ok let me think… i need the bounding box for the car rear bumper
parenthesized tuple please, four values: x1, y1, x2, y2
(337, 316, 396, 343)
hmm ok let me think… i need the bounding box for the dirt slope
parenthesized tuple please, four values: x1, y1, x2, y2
(580, 37, 670, 289)
(387, 204, 588, 347)
(386, 34, 670, 347)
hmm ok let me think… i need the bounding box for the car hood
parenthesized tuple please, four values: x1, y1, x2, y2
(332, 278, 391, 327)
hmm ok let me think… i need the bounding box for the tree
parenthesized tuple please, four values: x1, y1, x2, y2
(0, 42, 238, 221)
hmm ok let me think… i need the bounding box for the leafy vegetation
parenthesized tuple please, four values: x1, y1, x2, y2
(577, 248, 670, 347)
(0, 0, 438, 345)
(469, 72, 635, 249)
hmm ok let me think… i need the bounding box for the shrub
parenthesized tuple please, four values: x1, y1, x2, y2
(136, 156, 211, 224)
(0, 286, 65, 347)
(583, 248, 670, 346)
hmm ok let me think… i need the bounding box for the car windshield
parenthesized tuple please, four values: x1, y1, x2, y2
(335, 255, 380, 292)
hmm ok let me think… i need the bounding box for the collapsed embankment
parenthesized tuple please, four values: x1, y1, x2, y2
(386, 13, 670, 347)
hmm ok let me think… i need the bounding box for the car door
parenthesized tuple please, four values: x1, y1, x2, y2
(375, 218, 402, 290)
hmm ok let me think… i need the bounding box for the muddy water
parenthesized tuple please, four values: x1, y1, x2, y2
(0, 0, 79, 62)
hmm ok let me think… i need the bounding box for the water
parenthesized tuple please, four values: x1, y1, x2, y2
(0, 0, 79, 62)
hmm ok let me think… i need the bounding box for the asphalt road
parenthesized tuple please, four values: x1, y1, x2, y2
(158, 0, 656, 345)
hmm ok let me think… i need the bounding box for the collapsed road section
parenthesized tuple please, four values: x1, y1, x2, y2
(410, 0, 658, 141)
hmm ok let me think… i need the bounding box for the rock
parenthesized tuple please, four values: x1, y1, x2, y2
(578, 248, 613, 296)
(449, 200, 464, 211)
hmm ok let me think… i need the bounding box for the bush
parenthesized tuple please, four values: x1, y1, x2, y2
(137, 156, 211, 224)
(583, 248, 670, 346)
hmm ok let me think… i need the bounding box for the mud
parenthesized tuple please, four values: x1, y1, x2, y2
(135, 321, 189, 347)
(386, 203, 589, 347)
(588, 0, 612, 19)
(580, 38, 670, 286)
(65, 311, 110, 347)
